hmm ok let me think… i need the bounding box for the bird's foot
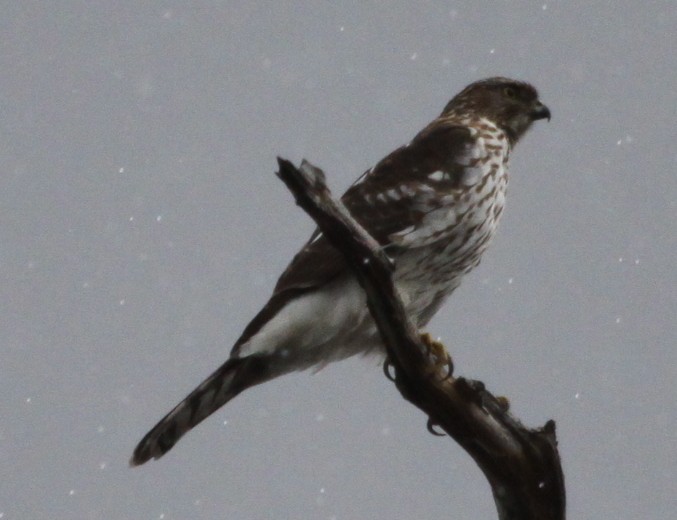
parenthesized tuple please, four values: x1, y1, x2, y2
(419, 333, 454, 380)
(495, 395, 511, 412)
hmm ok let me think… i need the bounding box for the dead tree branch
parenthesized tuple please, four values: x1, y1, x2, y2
(276, 157, 565, 520)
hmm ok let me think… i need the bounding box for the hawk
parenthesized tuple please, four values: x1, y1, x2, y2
(131, 77, 550, 466)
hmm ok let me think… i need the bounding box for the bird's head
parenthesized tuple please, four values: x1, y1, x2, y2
(442, 77, 550, 143)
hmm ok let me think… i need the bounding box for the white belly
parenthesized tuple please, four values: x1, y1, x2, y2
(236, 276, 381, 371)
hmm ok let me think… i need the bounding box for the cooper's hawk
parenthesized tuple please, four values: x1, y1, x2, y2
(131, 77, 550, 466)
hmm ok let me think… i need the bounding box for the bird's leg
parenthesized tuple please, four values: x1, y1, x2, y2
(419, 332, 454, 380)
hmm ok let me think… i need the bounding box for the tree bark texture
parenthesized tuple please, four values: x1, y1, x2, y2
(276, 157, 566, 520)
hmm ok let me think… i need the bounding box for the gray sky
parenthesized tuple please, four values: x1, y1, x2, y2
(1, 2, 675, 519)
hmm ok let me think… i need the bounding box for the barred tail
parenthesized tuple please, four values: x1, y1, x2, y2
(130, 355, 271, 466)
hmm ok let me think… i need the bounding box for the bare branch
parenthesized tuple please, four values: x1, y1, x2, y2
(276, 157, 566, 520)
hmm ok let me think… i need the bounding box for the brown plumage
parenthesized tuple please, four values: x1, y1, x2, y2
(131, 77, 550, 466)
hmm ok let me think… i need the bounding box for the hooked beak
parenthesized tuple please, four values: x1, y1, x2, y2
(531, 101, 551, 121)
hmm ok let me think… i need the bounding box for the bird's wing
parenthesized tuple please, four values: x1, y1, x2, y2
(340, 122, 481, 248)
(231, 122, 478, 354)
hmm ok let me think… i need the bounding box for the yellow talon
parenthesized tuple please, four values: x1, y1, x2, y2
(496, 395, 510, 412)
(419, 333, 454, 379)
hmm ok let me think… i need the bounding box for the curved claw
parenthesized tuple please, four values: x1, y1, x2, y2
(382, 357, 397, 382)
(438, 353, 454, 381)
(427, 417, 446, 437)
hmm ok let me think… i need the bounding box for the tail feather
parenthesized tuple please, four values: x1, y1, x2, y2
(130, 355, 270, 466)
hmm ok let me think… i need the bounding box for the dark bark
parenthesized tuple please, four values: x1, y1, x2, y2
(276, 157, 566, 520)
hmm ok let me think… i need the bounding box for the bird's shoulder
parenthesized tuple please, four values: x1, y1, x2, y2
(345, 117, 504, 200)
(274, 119, 495, 293)
(231, 119, 497, 353)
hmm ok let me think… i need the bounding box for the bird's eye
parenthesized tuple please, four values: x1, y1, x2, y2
(503, 86, 517, 99)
